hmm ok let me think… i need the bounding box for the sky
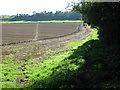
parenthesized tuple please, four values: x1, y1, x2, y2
(0, 0, 80, 15)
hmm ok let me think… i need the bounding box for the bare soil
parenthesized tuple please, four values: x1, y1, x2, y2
(2, 23, 79, 44)
(2, 23, 91, 57)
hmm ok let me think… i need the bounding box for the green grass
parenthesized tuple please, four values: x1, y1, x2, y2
(1, 26, 98, 88)
(25, 28, 99, 88)
(26, 27, 120, 88)
(0, 20, 83, 24)
(1, 55, 22, 88)
(2, 24, 119, 88)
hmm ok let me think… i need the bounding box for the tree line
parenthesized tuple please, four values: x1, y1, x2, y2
(72, 2, 119, 45)
(71, 1, 120, 88)
(10, 11, 81, 21)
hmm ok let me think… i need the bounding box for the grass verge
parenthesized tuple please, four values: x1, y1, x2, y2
(0, 20, 83, 24)
(25, 28, 99, 88)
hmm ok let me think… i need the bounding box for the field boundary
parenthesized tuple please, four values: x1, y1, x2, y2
(1, 23, 88, 46)
(0, 20, 83, 24)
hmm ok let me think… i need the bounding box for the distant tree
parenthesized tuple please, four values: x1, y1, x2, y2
(10, 11, 81, 21)
(33, 11, 37, 15)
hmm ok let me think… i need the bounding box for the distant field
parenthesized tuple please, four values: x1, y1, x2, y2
(0, 20, 83, 24)
(2, 23, 80, 44)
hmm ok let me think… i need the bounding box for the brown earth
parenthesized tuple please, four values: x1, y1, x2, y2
(2, 23, 79, 44)
(2, 24, 35, 43)
(2, 23, 91, 59)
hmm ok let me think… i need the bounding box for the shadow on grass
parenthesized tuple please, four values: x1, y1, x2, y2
(27, 40, 120, 88)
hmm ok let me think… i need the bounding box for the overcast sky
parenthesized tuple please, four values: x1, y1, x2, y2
(0, 0, 79, 15)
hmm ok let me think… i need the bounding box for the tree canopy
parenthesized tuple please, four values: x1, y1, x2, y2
(72, 2, 120, 45)
(10, 11, 81, 21)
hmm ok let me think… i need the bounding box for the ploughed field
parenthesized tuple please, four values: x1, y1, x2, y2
(2, 23, 79, 44)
